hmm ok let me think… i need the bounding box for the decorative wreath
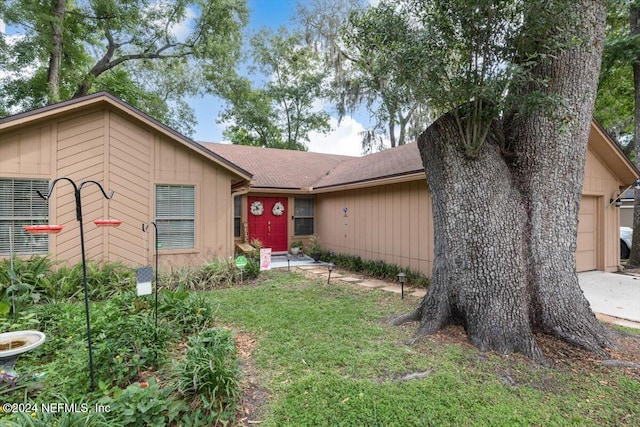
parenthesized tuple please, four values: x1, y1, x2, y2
(250, 201, 264, 216)
(272, 202, 285, 216)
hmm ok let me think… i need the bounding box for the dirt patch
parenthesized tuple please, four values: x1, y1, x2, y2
(234, 331, 270, 426)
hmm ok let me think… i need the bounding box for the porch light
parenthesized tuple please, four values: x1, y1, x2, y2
(327, 262, 334, 284)
(23, 224, 64, 234)
(397, 272, 407, 299)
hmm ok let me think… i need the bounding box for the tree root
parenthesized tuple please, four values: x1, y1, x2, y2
(390, 308, 422, 326)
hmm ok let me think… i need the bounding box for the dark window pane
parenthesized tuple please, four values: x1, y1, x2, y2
(294, 218, 314, 236)
(234, 218, 241, 238)
(294, 198, 314, 216)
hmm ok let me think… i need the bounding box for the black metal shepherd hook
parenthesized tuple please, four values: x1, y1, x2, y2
(37, 177, 115, 392)
(141, 221, 159, 363)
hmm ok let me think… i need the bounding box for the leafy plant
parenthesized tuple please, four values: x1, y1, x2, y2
(307, 235, 320, 255)
(157, 288, 217, 335)
(161, 259, 240, 292)
(291, 241, 303, 249)
(250, 238, 263, 250)
(99, 378, 187, 427)
(177, 328, 241, 425)
(317, 250, 429, 288)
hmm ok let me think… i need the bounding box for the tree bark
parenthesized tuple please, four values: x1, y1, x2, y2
(396, 0, 611, 360)
(624, 4, 640, 269)
(47, 0, 67, 103)
(408, 113, 545, 362)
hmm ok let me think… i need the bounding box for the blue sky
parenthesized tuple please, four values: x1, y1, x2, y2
(191, 0, 370, 156)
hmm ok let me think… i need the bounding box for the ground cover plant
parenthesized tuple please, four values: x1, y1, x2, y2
(0, 260, 638, 426)
(0, 258, 244, 426)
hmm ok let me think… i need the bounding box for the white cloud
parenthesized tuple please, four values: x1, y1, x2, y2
(307, 116, 366, 157)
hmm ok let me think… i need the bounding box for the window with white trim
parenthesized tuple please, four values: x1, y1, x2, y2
(293, 198, 314, 235)
(0, 179, 49, 255)
(155, 185, 195, 250)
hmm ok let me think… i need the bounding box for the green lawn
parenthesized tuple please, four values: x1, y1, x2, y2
(213, 271, 640, 426)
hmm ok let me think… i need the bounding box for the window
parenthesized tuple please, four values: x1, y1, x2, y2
(234, 197, 241, 238)
(294, 198, 314, 235)
(0, 179, 49, 255)
(155, 185, 195, 249)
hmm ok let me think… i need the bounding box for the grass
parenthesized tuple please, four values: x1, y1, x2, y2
(1, 266, 638, 425)
(211, 271, 640, 426)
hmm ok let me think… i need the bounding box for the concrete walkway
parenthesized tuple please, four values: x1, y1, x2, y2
(578, 271, 640, 327)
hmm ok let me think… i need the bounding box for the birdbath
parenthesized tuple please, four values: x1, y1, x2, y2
(0, 331, 46, 379)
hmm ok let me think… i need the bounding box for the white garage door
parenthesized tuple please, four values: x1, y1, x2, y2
(576, 196, 598, 272)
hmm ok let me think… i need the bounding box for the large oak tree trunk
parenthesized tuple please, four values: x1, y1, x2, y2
(396, 0, 611, 361)
(625, 4, 640, 269)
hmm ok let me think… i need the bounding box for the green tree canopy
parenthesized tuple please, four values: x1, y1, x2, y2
(0, 0, 248, 136)
(214, 28, 330, 150)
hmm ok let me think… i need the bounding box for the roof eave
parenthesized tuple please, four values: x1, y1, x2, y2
(312, 171, 425, 193)
(590, 120, 639, 186)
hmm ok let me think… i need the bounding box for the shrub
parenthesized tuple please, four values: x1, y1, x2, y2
(36, 293, 175, 395)
(177, 328, 241, 425)
(319, 250, 429, 288)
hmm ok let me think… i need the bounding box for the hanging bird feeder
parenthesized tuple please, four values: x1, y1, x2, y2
(93, 219, 122, 227)
(23, 225, 64, 234)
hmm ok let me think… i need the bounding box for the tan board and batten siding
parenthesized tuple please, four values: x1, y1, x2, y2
(316, 180, 433, 275)
(577, 132, 625, 272)
(0, 97, 248, 268)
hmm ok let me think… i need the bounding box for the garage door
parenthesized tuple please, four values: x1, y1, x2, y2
(576, 196, 598, 272)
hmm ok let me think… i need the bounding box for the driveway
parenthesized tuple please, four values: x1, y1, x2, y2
(578, 271, 640, 325)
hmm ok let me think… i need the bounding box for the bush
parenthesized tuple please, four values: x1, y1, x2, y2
(177, 328, 241, 425)
(35, 293, 175, 395)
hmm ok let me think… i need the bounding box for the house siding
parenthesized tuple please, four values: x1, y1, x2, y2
(316, 180, 433, 275)
(0, 106, 236, 268)
(582, 143, 623, 272)
(314, 141, 622, 276)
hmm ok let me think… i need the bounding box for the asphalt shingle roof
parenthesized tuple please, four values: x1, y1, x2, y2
(200, 142, 425, 191)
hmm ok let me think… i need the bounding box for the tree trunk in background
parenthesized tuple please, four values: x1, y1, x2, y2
(625, 4, 640, 269)
(395, 0, 611, 361)
(47, 0, 67, 103)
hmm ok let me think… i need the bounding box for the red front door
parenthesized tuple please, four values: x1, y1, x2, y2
(247, 196, 288, 252)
